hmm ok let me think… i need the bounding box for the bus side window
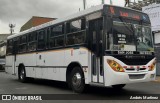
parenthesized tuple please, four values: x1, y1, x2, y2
(19, 35, 27, 53)
(50, 24, 64, 48)
(66, 19, 86, 46)
(6, 39, 13, 55)
(28, 32, 37, 51)
(37, 30, 45, 50)
(46, 28, 51, 49)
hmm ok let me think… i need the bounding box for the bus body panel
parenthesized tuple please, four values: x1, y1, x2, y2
(104, 56, 156, 86)
(5, 55, 14, 74)
(64, 48, 89, 83)
(6, 48, 90, 84)
(15, 53, 36, 77)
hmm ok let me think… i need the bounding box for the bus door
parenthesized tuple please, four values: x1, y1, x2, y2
(12, 38, 18, 75)
(89, 18, 104, 83)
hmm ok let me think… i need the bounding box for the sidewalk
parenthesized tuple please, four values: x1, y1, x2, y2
(0, 70, 4, 72)
(154, 76, 160, 82)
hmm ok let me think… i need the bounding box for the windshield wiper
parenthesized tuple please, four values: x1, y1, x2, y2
(119, 17, 134, 33)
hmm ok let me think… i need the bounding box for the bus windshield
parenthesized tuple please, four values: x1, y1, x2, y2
(108, 19, 154, 51)
(134, 25, 153, 51)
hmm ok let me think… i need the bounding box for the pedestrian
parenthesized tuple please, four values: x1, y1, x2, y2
(125, 0, 129, 7)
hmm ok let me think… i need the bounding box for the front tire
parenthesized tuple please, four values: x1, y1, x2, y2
(112, 84, 126, 89)
(18, 66, 27, 83)
(69, 67, 85, 93)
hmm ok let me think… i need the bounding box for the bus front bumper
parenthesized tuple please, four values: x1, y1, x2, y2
(104, 70, 156, 86)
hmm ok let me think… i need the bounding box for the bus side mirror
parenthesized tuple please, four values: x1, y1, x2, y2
(106, 17, 113, 32)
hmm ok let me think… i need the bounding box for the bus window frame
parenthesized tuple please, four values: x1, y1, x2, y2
(18, 35, 27, 53)
(37, 30, 46, 50)
(49, 23, 65, 49)
(66, 18, 86, 46)
(6, 39, 13, 55)
(28, 32, 37, 52)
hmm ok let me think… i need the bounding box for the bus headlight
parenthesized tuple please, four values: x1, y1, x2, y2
(107, 60, 124, 72)
(149, 61, 156, 71)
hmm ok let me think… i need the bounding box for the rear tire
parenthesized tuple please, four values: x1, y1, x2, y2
(18, 65, 27, 83)
(112, 84, 126, 89)
(69, 66, 85, 93)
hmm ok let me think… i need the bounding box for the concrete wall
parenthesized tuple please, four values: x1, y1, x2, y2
(155, 32, 160, 44)
(155, 43, 160, 75)
(0, 34, 10, 42)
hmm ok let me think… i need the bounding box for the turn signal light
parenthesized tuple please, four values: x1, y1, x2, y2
(149, 60, 156, 71)
(107, 59, 125, 72)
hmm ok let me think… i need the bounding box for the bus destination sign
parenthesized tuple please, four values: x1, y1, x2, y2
(108, 6, 150, 22)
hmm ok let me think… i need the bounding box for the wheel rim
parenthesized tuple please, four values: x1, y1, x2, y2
(72, 73, 82, 88)
(20, 69, 25, 80)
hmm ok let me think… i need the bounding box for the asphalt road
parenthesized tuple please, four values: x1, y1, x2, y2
(0, 71, 160, 103)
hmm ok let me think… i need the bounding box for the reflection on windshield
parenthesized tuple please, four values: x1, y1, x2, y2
(134, 25, 153, 51)
(109, 21, 136, 51)
(108, 21, 153, 51)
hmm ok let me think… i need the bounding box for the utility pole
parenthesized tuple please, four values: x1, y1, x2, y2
(83, 0, 86, 10)
(102, 0, 104, 4)
(9, 23, 16, 35)
(110, 0, 113, 5)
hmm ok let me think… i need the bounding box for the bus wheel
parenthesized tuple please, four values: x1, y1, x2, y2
(112, 84, 126, 89)
(19, 66, 27, 83)
(70, 67, 85, 93)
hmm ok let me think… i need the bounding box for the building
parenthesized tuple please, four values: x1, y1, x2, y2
(0, 34, 10, 43)
(142, 3, 160, 75)
(0, 16, 56, 57)
(20, 16, 56, 32)
(0, 34, 10, 58)
(128, 0, 160, 10)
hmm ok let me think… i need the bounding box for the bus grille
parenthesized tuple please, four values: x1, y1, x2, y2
(125, 68, 146, 71)
(113, 55, 154, 65)
(129, 74, 145, 79)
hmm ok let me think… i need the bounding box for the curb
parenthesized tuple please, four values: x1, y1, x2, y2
(152, 79, 160, 82)
(0, 70, 5, 72)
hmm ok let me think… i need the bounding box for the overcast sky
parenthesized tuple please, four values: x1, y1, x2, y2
(0, 0, 138, 34)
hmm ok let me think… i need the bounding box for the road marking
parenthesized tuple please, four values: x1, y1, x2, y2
(0, 89, 4, 92)
(15, 87, 27, 90)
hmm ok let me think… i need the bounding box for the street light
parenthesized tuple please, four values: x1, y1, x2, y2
(102, 0, 104, 4)
(9, 23, 16, 35)
(83, 0, 86, 10)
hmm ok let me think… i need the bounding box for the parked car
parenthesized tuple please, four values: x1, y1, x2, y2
(0, 59, 5, 70)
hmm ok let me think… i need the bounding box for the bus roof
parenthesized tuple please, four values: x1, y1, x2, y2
(8, 4, 104, 39)
(8, 4, 145, 40)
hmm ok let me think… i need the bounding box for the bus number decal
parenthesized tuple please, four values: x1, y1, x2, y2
(118, 51, 133, 54)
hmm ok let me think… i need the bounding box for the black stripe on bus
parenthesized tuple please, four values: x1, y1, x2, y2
(5, 65, 12, 67)
(16, 66, 88, 68)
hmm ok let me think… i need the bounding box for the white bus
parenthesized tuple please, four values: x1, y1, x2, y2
(5, 4, 156, 93)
